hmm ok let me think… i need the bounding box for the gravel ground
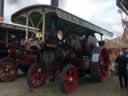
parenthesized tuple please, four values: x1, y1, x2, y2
(0, 75, 127, 96)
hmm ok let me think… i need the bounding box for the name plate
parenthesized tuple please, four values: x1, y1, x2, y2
(92, 53, 99, 62)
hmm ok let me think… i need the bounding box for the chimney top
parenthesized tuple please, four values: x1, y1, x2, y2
(0, 0, 4, 20)
(51, 0, 59, 8)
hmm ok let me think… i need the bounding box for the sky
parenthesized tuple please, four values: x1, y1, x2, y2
(4, 0, 124, 38)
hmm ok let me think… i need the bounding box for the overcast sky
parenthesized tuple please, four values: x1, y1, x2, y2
(4, 0, 124, 38)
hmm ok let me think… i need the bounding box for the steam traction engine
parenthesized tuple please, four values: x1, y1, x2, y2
(10, 5, 113, 93)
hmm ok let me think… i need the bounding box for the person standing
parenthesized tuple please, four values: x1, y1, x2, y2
(115, 50, 128, 88)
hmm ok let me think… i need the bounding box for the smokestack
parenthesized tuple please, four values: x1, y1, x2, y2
(51, 0, 59, 8)
(0, 0, 4, 21)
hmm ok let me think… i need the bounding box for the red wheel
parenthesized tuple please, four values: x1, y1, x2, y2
(59, 65, 78, 93)
(91, 47, 110, 81)
(99, 48, 110, 80)
(0, 60, 17, 81)
(27, 64, 46, 88)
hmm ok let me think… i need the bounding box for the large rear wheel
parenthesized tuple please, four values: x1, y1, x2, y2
(27, 64, 47, 88)
(91, 47, 110, 81)
(58, 64, 78, 93)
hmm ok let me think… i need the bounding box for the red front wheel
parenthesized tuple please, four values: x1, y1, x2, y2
(27, 64, 46, 88)
(58, 64, 78, 93)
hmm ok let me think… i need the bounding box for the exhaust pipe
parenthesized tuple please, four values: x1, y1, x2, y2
(51, 0, 59, 8)
(0, 0, 4, 21)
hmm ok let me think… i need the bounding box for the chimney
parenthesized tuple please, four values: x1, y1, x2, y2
(0, 0, 4, 21)
(51, 0, 59, 8)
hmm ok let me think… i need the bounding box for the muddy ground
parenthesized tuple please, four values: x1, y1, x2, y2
(0, 75, 127, 96)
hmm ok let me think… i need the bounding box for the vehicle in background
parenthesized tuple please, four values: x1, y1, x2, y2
(0, 21, 38, 81)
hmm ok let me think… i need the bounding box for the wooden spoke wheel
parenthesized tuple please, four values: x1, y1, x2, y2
(59, 64, 78, 93)
(91, 47, 110, 81)
(98, 48, 110, 80)
(0, 62, 17, 81)
(27, 64, 47, 88)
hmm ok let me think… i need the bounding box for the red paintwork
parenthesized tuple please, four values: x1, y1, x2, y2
(30, 65, 46, 88)
(99, 48, 110, 81)
(8, 48, 36, 65)
(64, 66, 78, 93)
(16, 54, 36, 65)
(8, 47, 16, 58)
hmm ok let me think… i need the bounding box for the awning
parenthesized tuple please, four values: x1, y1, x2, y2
(11, 5, 113, 37)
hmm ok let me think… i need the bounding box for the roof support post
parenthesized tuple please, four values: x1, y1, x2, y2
(101, 34, 103, 41)
(42, 13, 45, 42)
(25, 16, 29, 43)
(5, 30, 8, 47)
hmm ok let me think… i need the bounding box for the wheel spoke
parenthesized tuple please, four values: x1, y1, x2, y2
(28, 64, 46, 88)
(63, 66, 78, 93)
(98, 48, 110, 80)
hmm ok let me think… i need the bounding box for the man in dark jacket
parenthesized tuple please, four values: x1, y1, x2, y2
(115, 50, 128, 88)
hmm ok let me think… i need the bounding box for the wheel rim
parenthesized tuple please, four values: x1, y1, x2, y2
(0, 63, 16, 81)
(64, 67, 78, 93)
(99, 48, 110, 80)
(30, 65, 46, 88)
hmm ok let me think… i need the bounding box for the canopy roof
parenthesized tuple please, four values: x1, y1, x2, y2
(0, 21, 38, 33)
(11, 5, 113, 37)
(0, 21, 38, 41)
(117, 0, 128, 14)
